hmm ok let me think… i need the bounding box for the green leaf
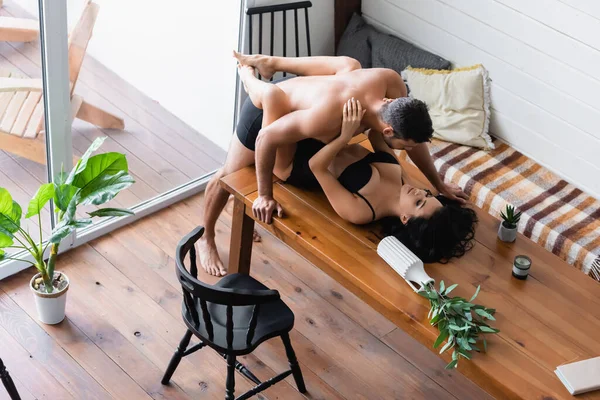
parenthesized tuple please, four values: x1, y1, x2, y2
(78, 171, 135, 206)
(26, 183, 55, 218)
(469, 285, 481, 302)
(439, 280, 445, 294)
(87, 207, 134, 218)
(458, 348, 471, 359)
(445, 359, 458, 370)
(475, 309, 496, 321)
(417, 290, 429, 298)
(483, 337, 488, 352)
(433, 329, 449, 349)
(479, 326, 500, 333)
(72, 152, 128, 189)
(0, 232, 13, 248)
(49, 224, 76, 244)
(0, 189, 22, 235)
(49, 219, 91, 244)
(54, 184, 78, 212)
(66, 137, 107, 185)
(445, 284, 458, 296)
(439, 339, 454, 354)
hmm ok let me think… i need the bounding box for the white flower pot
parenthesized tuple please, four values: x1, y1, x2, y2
(498, 222, 517, 243)
(30, 272, 69, 325)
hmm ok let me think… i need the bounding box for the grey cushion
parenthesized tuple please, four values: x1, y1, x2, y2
(371, 31, 451, 73)
(336, 13, 373, 68)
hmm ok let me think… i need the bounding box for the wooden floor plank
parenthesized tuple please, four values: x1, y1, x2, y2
(0, 317, 74, 400)
(1, 190, 498, 399)
(2, 282, 154, 400)
(0, 289, 112, 399)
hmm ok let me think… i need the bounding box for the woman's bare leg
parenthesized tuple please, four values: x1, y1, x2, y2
(234, 50, 361, 79)
(237, 65, 296, 178)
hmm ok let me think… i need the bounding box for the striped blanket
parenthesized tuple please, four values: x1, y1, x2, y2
(427, 139, 600, 281)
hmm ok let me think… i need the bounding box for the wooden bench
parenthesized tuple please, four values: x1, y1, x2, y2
(220, 145, 600, 399)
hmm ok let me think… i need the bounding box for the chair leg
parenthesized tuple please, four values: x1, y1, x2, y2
(0, 358, 21, 400)
(225, 354, 236, 400)
(161, 329, 193, 385)
(281, 333, 306, 393)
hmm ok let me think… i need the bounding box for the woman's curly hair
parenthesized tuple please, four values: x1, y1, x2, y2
(380, 195, 478, 263)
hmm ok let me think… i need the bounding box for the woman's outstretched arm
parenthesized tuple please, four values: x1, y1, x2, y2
(309, 98, 372, 224)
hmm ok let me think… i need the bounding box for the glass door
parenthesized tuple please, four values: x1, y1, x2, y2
(0, 0, 243, 278)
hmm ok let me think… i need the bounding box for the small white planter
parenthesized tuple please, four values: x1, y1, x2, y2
(498, 222, 518, 243)
(30, 272, 69, 325)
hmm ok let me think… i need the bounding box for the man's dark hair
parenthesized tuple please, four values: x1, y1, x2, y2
(381, 196, 478, 263)
(379, 98, 433, 143)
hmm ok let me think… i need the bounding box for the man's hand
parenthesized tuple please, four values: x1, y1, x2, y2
(439, 182, 469, 204)
(252, 195, 283, 224)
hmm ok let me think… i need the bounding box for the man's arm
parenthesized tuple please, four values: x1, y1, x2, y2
(405, 143, 468, 203)
(254, 109, 331, 223)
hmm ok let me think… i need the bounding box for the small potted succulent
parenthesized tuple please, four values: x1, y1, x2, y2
(498, 204, 521, 243)
(0, 138, 134, 324)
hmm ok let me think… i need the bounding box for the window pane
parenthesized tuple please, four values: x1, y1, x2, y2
(0, 0, 50, 261)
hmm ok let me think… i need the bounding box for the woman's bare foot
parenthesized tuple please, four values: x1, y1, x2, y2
(197, 236, 227, 277)
(233, 50, 275, 80)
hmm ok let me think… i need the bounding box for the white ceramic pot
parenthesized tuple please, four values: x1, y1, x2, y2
(30, 272, 69, 325)
(498, 222, 517, 243)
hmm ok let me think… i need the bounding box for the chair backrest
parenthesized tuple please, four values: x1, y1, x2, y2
(176, 226, 280, 347)
(246, 1, 313, 80)
(67, 0, 99, 95)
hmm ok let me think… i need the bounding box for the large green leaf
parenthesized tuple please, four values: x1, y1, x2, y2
(26, 183, 55, 218)
(54, 184, 78, 212)
(71, 152, 128, 190)
(66, 137, 107, 185)
(78, 171, 135, 206)
(87, 208, 134, 218)
(0, 232, 13, 248)
(0, 189, 22, 235)
(49, 218, 91, 244)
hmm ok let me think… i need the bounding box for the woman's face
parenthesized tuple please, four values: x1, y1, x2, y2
(398, 184, 443, 224)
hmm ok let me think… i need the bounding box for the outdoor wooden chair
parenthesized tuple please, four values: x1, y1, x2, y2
(0, 0, 124, 165)
(162, 226, 307, 400)
(0, 16, 38, 42)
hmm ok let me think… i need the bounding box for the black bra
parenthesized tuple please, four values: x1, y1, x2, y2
(338, 151, 400, 221)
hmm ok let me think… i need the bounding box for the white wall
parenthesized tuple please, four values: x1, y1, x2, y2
(362, 0, 600, 199)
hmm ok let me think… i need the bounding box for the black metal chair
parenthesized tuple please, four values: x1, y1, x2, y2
(161, 226, 306, 400)
(246, 1, 312, 80)
(0, 358, 20, 400)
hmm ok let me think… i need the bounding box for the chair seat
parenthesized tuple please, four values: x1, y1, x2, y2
(183, 274, 294, 355)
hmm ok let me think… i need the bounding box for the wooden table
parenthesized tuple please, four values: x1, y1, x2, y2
(221, 155, 600, 400)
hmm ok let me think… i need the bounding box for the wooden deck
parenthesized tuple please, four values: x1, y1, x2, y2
(0, 0, 225, 249)
(0, 193, 492, 400)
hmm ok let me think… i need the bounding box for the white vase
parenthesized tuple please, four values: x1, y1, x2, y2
(498, 222, 517, 243)
(30, 272, 69, 325)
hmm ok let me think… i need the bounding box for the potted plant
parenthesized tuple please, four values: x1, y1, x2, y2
(0, 137, 134, 324)
(419, 281, 499, 369)
(498, 204, 521, 243)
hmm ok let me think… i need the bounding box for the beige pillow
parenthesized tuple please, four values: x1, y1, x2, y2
(401, 64, 494, 150)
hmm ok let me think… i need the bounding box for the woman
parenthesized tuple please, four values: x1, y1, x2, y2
(238, 65, 477, 263)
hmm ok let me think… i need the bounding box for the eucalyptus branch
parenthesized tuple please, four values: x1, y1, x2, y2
(419, 281, 500, 370)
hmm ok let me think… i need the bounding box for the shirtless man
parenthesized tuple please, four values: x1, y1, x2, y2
(198, 53, 467, 276)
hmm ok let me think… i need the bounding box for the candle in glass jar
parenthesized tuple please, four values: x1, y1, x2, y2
(512, 255, 531, 280)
